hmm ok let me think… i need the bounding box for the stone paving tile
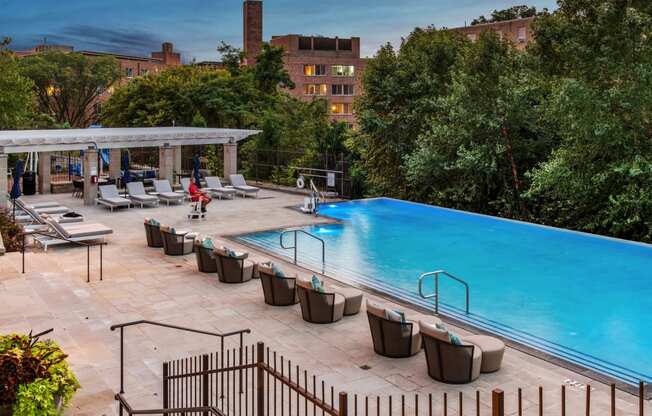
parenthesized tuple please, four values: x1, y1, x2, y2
(0, 190, 649, 416)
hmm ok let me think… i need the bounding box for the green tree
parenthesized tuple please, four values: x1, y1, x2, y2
(19, 51, 121, 127)
(354, 29, 465, 197)
(0, 40, 35, 129)
(217, 42, 244, 76)
(253, 43, 295, 94)
(472, 5, 545, 25)
(525, 0, 652, 241)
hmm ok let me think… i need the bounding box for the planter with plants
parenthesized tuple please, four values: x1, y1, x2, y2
(0, 329, 80, 416)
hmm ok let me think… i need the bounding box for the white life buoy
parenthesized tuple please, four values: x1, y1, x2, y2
(296, 175, 305, 189)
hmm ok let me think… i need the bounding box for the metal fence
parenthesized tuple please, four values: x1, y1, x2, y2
(155, 342, 649, 416)
(50, 151, 83, 183)
(242, 149, 355, 198)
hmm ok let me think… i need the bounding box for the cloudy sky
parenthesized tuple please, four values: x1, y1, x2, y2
(2, 0, 558, 62)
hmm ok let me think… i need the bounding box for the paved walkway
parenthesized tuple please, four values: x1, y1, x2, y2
(0, 190, 647, 415)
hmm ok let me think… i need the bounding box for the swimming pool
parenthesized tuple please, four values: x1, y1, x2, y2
(235, 198, 652, 385)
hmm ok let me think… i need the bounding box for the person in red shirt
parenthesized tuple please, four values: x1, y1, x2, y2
(188, 177, 212, 212)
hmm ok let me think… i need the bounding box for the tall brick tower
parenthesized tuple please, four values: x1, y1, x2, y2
(243, 0, 263, 66)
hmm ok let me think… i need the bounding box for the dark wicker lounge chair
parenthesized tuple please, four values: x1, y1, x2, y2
(160, 225, 196, 256)
(213, 247, 255, 283)
(144, 219, 163, 248)
(366, 302, 422, 358)
(259, 264, 298, 306)
(296, 280, 345, 324)
(419, 321, 482, 384)
(194, 239, 218, 273)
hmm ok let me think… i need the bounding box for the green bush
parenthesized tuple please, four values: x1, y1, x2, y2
(0, 211, 23, 252)
(0, 332, 80, 415)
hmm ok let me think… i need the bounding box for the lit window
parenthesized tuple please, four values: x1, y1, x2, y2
(518, 27, 527, 42)
(303, 84, 328, 96)
(125, 67, 134, 78)
(332, 84, 354, 96)
(303, 64, 326, 76)
(330, 103, 352, 115)
(467, 34, 477, 42)
(496, 30, 503, 39)
(331, 65, 355, 77)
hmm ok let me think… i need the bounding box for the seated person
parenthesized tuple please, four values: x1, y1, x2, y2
(189, 177, 212, 212)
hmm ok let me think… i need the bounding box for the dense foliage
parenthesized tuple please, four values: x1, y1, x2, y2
(0, 39, 35, 130)
(0, 212, 23, 252)
(0, 332, 79, 415)
(354, 0, 652, 242)
(471, 5, 547, 25)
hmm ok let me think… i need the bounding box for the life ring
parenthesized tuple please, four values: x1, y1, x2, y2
(296, 175, 305, 189)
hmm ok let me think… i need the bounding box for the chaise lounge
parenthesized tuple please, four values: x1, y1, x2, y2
(96, 185, 131, 212)
(153, 180, 185, 206)
(127, 182, 160, 208)
(229, 174, 260, 198)
(202, 176, 236, 200)
(35, 217, 113, 251)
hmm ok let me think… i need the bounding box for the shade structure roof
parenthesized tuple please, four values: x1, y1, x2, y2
(0, 127, 261, 153)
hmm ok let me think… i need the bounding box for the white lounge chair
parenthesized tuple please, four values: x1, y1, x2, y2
(15, 202, 83, 227)
(202, 177, 236, 199)
(15, 198, 71, 216)
(127, 182, 160, 208)
(229, 174, 260, 198)
(96, 185, 131, 212)
(35, 218, 113, 251)
(177, 177, 191, 198)
(153, 180, 185, 206)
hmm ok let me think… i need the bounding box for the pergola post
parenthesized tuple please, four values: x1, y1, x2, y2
(109, 148, 121, 180)
(0, 151, 7, 212)
(159, 144, 174, 182)
(223, 142, 238, 179)
(83, 147, 99, 206)
(37, 152, 51, 194)
(174, 146, 182, 183)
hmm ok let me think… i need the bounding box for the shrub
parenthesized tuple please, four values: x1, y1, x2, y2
(0, 211, 23, 252)
(0, 331, 79, 415)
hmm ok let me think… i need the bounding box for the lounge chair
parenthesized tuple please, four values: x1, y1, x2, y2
(35, 217, 112, 251)
(296, 279, 345, 324)
(259, 263, 299, 306)
(14, 202, 83, 228)
(229, 174, 260, 198)
(127, 182, 160, 208)
(159, 225, 197, 256)
(153, 180, 185, 206)
(366, 301, 434, 358)
(202, 177, 236, 200)
(96, 185, 131, 212)
(194, 239, 218, 273)
(143, 218, 164, 248)
(15, 198, 70, 215)
(419, 321, 482, 384)
(213, 247, 256, 283)
(176, 177, 191, 199)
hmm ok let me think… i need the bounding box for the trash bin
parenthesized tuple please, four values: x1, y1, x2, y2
(22, 171, 36, 195)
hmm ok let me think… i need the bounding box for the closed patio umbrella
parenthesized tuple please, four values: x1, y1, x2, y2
(192, 154, 201, 186)
(10, 159, 24, 220)
(121, 151, 131, 184)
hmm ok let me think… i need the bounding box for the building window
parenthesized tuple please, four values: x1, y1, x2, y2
(331, 103, 352, 115)
(338, 38, 352, 51)
(332, 84, 354, 96)
(517, 27, 527, 42)
(140, 68, 149, 76)
(467, 34, 477, 42)
(331, 65, 355, 77)
(125, 67, 134, 78)
(303, 64, 327, 76)
(299, 37, 312, 50)
(303, 84, 328, 96)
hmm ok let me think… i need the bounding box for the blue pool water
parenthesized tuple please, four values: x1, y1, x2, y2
(236, 198, 652, 384)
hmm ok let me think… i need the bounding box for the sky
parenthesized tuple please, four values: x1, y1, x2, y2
(1, 0, 558, 62)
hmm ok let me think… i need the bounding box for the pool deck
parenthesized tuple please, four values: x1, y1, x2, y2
(0, 190, 648, 415)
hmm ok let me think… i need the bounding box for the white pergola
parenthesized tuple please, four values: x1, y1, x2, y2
(0, 127, 261, 206)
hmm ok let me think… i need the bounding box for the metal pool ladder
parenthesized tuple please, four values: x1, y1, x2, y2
(280, 229, 325, 267)
(418, 270, 470, 315)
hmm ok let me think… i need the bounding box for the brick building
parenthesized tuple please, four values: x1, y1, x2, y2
(448, 17, 535, 50)
(242, 0, 366, 126)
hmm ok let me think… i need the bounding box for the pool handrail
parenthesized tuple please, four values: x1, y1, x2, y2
(418, 270, 470, 315)
(280, 229, 325, 266)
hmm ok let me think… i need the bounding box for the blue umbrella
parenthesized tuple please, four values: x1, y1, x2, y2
(192, 155, 201, 186)
(121, 151, 131, 184)
(10, 159, 24, 219)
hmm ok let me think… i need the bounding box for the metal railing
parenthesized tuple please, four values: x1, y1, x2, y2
(418, 270, 470, 315)
(279, 229, 325, 266)
(19, 230, 105, 283)
(115, 393, 225, 415)
(109, 320, 251, 405)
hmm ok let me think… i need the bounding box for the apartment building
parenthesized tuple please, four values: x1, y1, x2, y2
(243, 0, 365, 126)
(448, 17, 535, 50)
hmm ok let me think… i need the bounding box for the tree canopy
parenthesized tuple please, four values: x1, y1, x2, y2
(0, 38, 35, 130)
(471, 5, 546, 25)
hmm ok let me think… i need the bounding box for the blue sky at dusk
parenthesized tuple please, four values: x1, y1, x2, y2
(2, 0, 558, 61)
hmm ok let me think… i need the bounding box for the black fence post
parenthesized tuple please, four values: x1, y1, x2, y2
(163, 362, 169, 410)
(202, 354, 209, 416)
(256, 342, 265, 416)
